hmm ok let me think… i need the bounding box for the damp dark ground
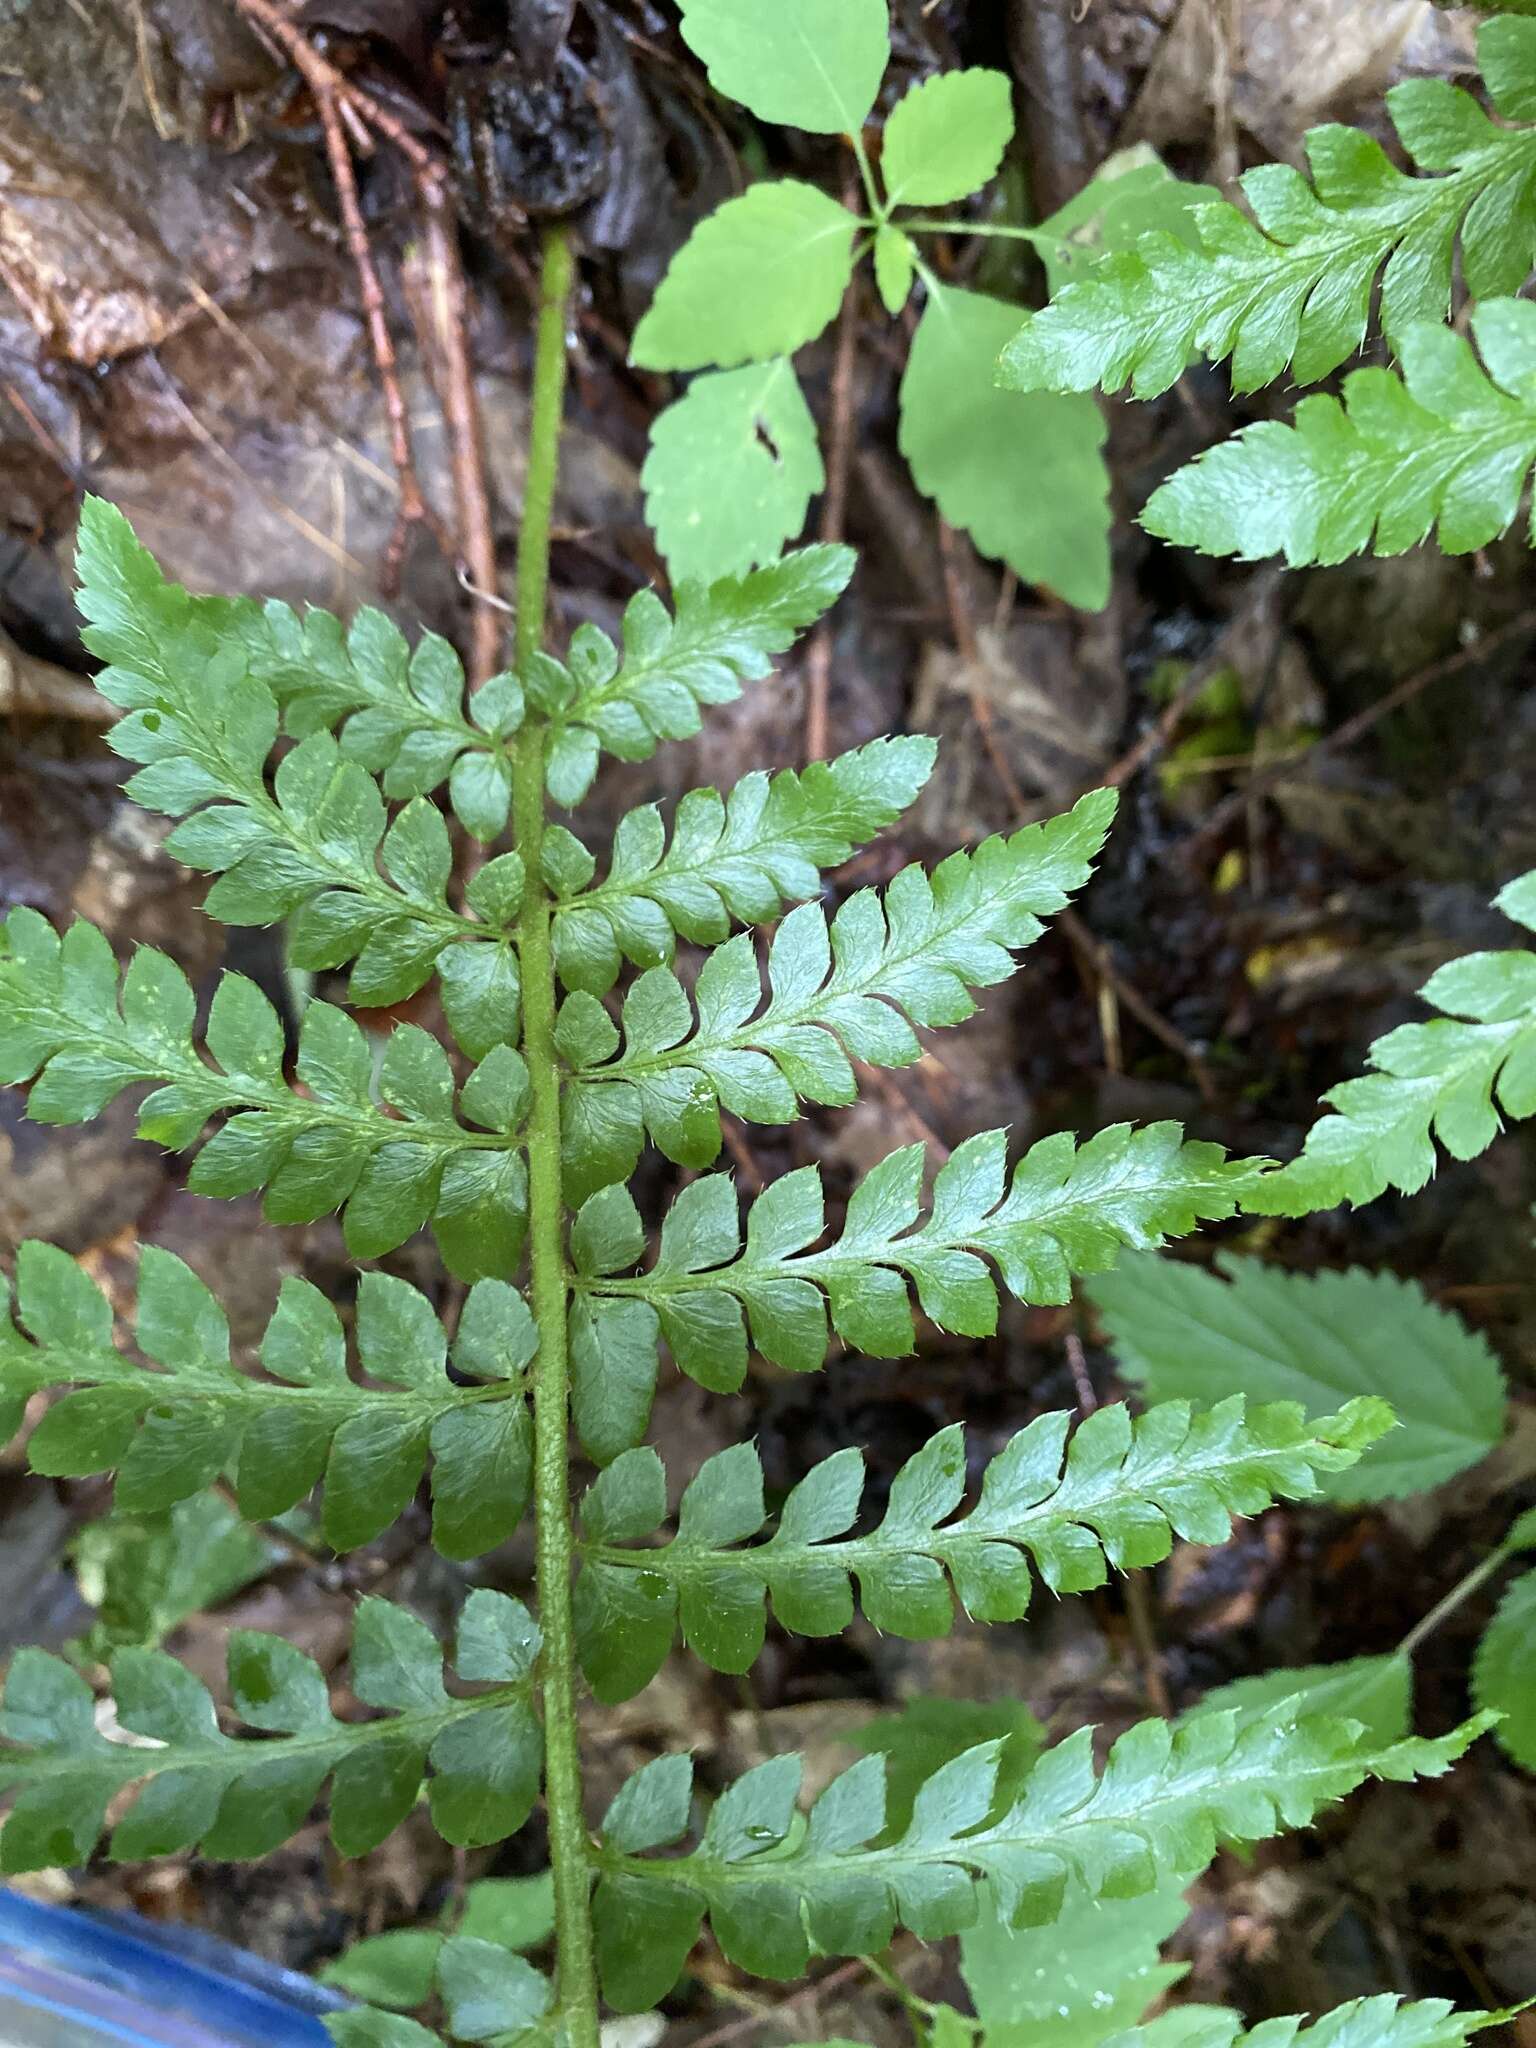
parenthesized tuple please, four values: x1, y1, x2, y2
(0, 3, 1532, 2043)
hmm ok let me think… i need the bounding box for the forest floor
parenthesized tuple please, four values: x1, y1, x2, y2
(0, 1, 1533, 2042)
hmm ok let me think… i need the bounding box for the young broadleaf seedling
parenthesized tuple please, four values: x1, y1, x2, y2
(629, 0, 1212, 611)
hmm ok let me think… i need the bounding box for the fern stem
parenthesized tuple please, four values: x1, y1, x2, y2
(516, 225, 573, 672)
(512, 224, 601, 2048)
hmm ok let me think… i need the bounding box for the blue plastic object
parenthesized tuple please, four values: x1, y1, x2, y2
(0, 1888, 343, 2048)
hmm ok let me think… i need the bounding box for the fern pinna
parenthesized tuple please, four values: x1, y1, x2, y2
(1000, 10, 1536, 569)
(0, 221, 1500, 2048)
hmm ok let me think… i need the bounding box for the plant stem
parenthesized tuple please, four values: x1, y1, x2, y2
(896, 214, 1053, 244)
(1397, 1541, 1515, 1660)
(511, 223, 600, 2048)
(516, 228, 573, 671)
(850, 128, 883, 219)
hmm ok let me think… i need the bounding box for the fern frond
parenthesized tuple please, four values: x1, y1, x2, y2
(0, 1591, 542, 1870)
(0, 911, 529, 1278)
(1105, 1996, 1501, 2048)
(74, 502, 523, 1016)
(326, 1938, 553, 2048)
(529, 546, 855, 806)
(1143, 301, 1536, 566)
(230, 599, 522, 842)
(999, 15, 1536, 399)
(549, 735, 937, 996)
(327, 2015, 450, 2048)
(590, 1713, 1491, 2009)
(78, 496, 520, 838)
(572, 1397, 1390, 1699)
(558, 789, 1117, 1203)
(567, 1124, 1261, 1456)
(1250, 866, 1536, 1213)
(325, 1930, 555, 2048)
(1, 1249, 534, 1556)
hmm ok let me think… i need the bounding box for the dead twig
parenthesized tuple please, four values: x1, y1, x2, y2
(937, 517, 1029, 818)
(312, 81, 441, 594)
(1184, 606, 1536, 859)
(0, 627, 111, 721)
(861, 1064, 952, 1161)
(804, 173, 862, 765)
(1057, 903, 1218, 1105)
(937, 520, 1218, 1104)
(1, 379, 74, 482)
(230, 0, 503, 684)
(231, 0, 436, 174)
(1209, 0, 1241, 192)
(1122, 1569, 1175, 1718)
(419, 188, 503, 686)
(721, 1121, 767, 1194)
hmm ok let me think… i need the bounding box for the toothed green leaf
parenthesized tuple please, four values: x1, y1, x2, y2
(1088, 1254, 1506, 1501)
(900, 283, 1110, 612)
(643, 360, 824, 585)
(675, 0, 888, 135)
(631, 182, 859, 373)
(1200, 1655, 1413, 1748)
(1034, 147, 1221, 295)
(1473, 1565, 1536, 1770)
(882, 70, 1015, 208)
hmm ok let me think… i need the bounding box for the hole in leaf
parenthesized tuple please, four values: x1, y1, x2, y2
(752, 415, 783, 466)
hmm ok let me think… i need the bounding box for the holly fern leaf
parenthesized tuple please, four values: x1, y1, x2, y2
(1142, 300, 1536, 567)
(0, 1591, 541, 1871)
(1107, 1999, 1508, 2048)
(589, 1710, 1492, 2010)
(566, 1122, 1262, 1461)
(325, 1934, 553, 2048)
(0, 1248, 536, 1558)
(999, 12, 1536, 401)
(572, 1396, 1391, 1703)
(557, 788, 1121, 1208)
(1248, 862, 1536, 1213)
